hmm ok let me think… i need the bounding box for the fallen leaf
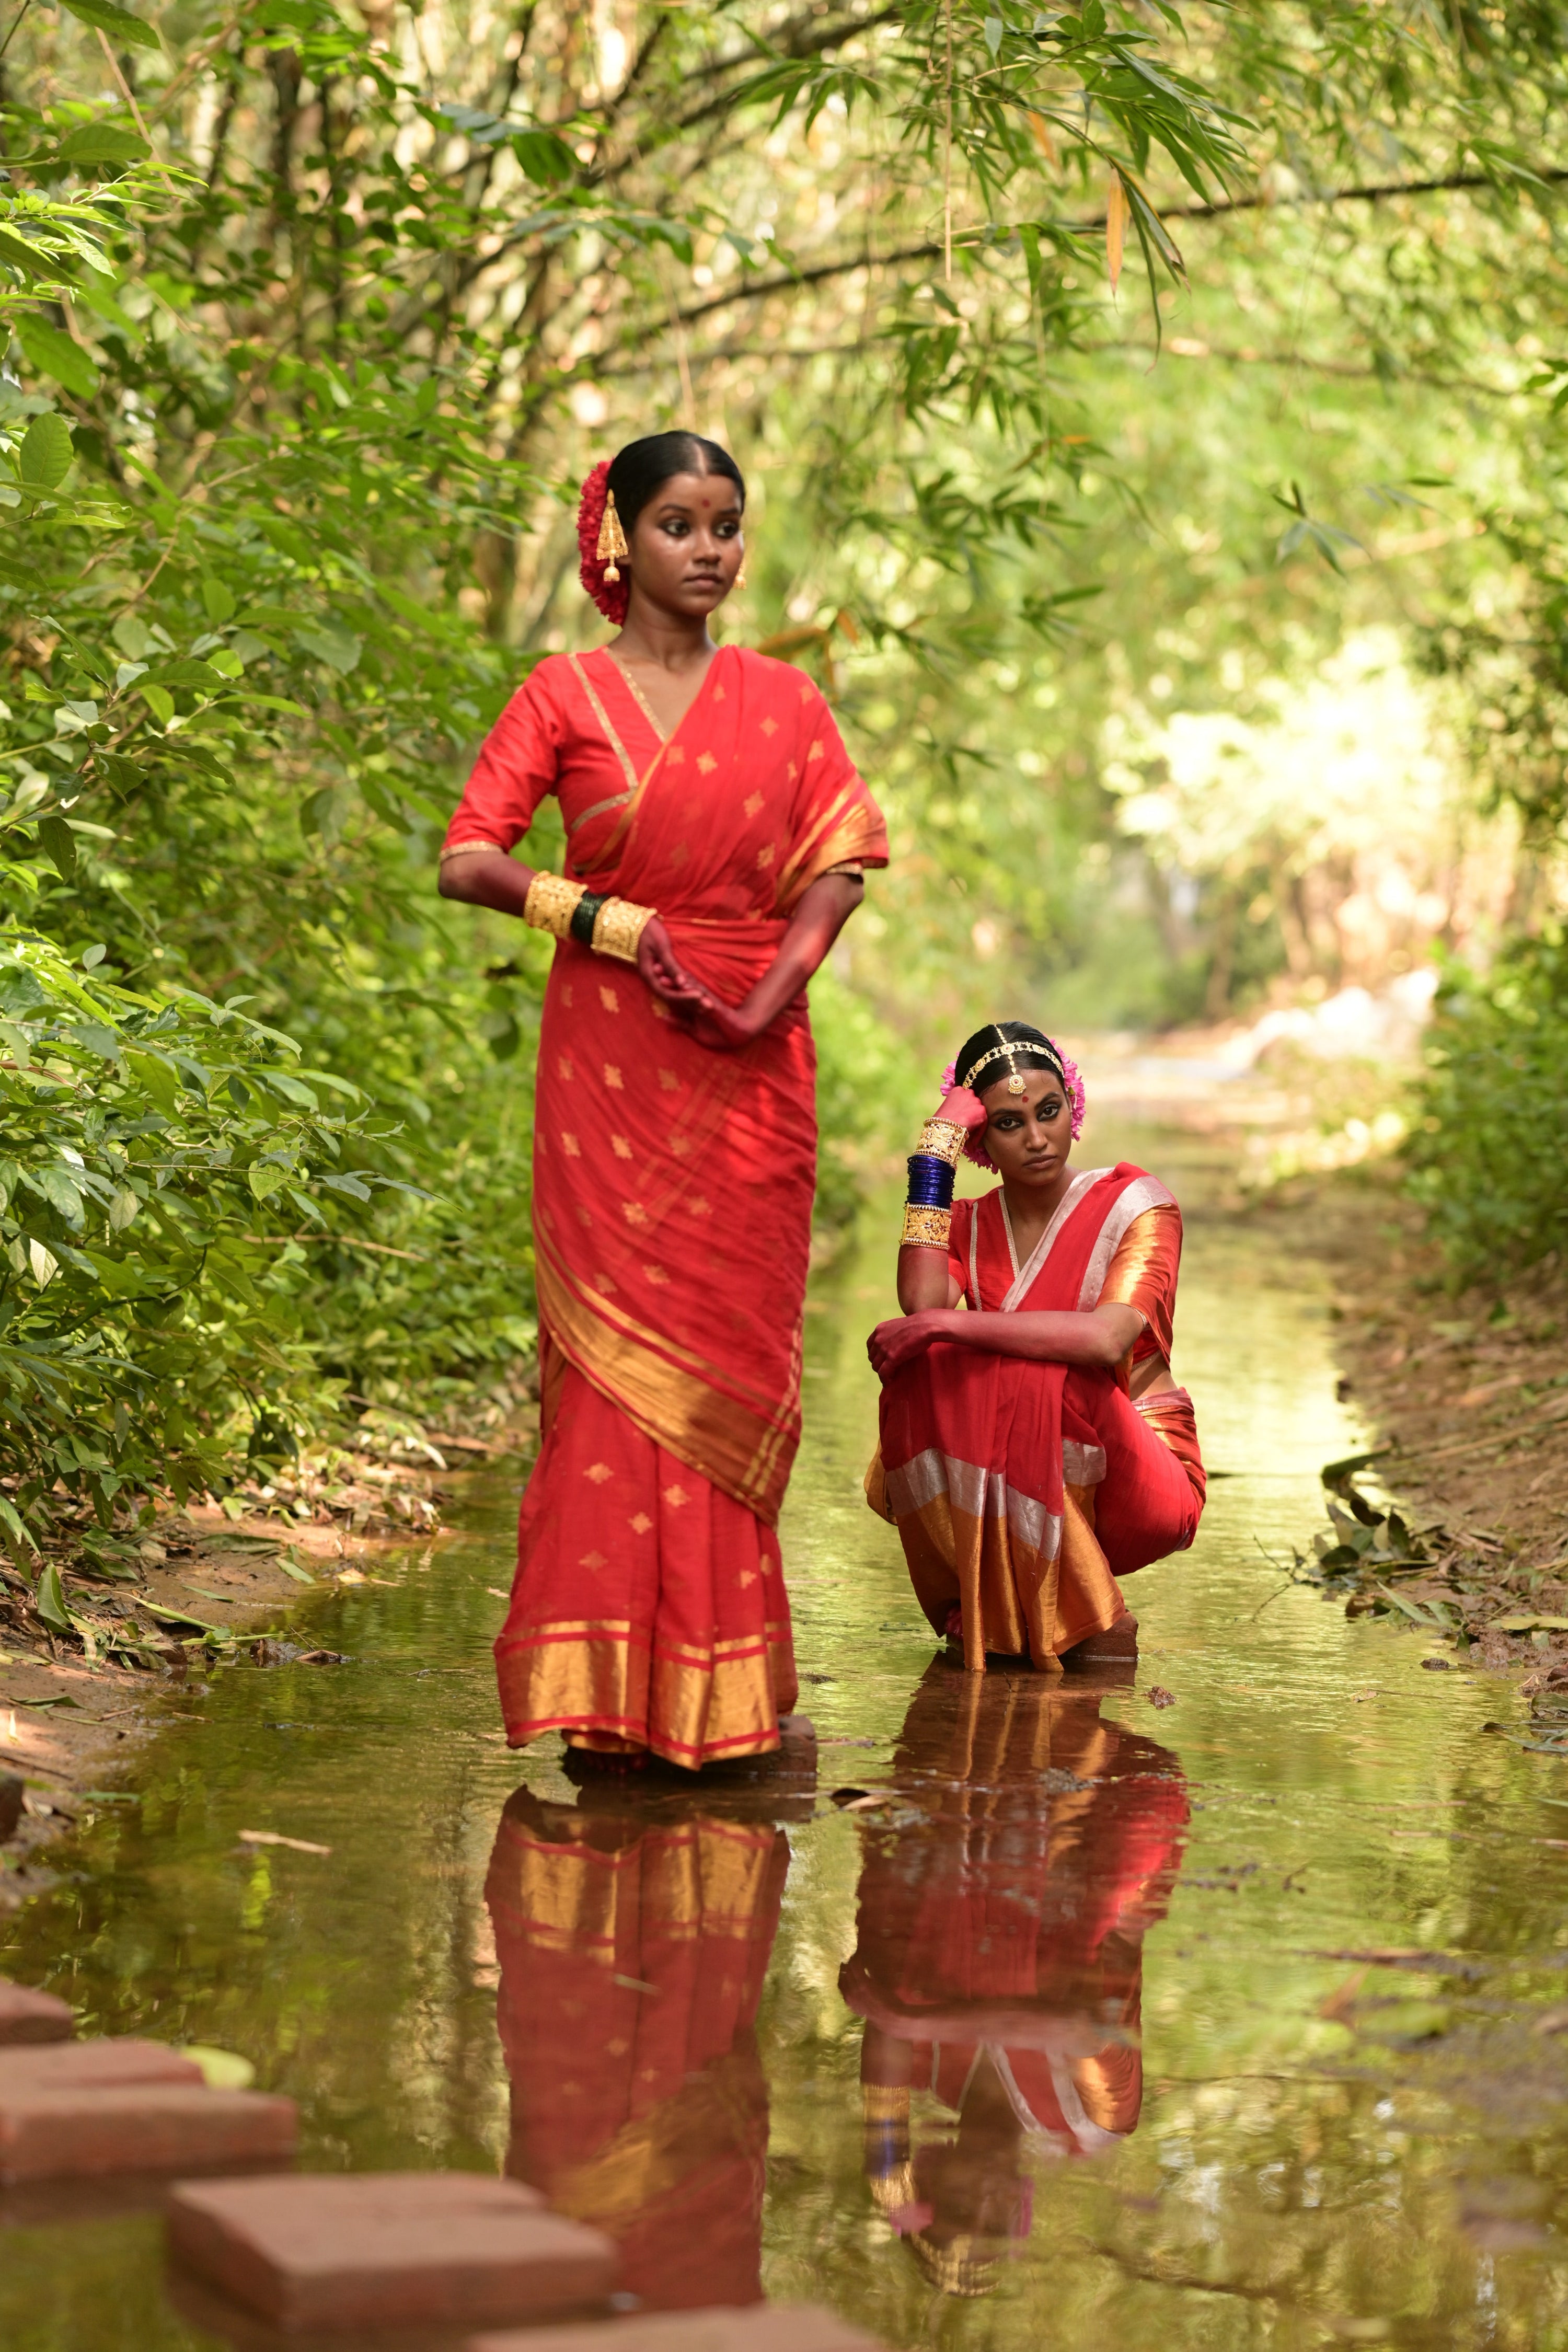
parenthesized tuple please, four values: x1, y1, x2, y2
(237, 1828, 332, 1855)
(1147, 1685, 1176, 1709)
(1319, 1967, 1367, 2023)
(1457, 1374, 1528, 1409)
(177, 2044, 256, 2089)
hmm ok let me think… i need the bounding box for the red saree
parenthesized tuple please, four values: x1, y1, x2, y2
(870, 1165, 1205, 1671)
(485, 1791, 787, 2308)
(443, 644, 887, 1762)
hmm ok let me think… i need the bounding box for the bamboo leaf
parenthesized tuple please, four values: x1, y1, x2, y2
(1105, 169, 1128, 294)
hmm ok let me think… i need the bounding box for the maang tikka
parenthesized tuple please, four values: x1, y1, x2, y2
(596, 490, 629, 582)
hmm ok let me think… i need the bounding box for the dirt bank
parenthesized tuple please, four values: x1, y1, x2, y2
(0, 1423, 529, 1908)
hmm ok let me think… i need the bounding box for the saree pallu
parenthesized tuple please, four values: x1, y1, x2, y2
(445, 644, 887, 1763)
(873, 1166, 1205, 1673)
(485, 1791, 787, 2309)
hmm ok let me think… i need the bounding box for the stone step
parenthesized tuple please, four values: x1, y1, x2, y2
(167, 2172, 619, 2333)
(470, 2307, 891, 2352)
(0, 1979, 73, 2047)
(0, 2036, 202, 2093)
(0, 2084, 297, 2183)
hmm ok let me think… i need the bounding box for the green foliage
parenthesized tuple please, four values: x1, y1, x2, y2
(0, 929, 404, 1540)
(0, 0, 1563, 1510)
(1406, 935, 1568, 1288)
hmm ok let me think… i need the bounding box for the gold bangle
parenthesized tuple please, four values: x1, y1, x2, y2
(523, 872, 587, 939)
(915, 1117, 967, 1168)
(591, 896, 656, 964)
(901, 1204, 951, 1251)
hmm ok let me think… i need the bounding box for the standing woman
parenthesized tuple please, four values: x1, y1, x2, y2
(440, 433, 887, 1769)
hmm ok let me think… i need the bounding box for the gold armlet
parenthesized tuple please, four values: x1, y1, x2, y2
(915, 1117, 967, 1168)
(901, 1205, 952, 1251)
(523, 871, 588, 939)
(592, 896, 657, 964)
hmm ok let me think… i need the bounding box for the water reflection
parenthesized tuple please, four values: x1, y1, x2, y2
(839, 1658, 1186, 2299)
(485, 1790, 788, 2309)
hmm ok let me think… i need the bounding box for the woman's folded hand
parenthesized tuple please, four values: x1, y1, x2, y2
(868, 1310, 957, 1382)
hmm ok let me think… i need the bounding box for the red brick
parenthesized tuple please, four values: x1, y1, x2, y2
(0, 1978, 74, 2046)
(0, 2084, 296, 2183)
(470, 2307, 891, 2352)
(0, 2036, 201, 2093)
(167, 2172, 618, 2332)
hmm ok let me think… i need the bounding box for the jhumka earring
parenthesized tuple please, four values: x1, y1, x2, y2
(736, 552, 748, 589)
(597, 491, 629, 583)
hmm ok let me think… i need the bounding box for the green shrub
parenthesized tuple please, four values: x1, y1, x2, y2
(0, 931, 413, 1546)
(1406, 933, 1568, 1286)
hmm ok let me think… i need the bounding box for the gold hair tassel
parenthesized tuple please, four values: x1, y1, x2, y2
(596, 490, 629, 582)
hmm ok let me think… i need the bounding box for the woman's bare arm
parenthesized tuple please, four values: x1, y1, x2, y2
(868, 1302, 1145, 1384)
(680, 871, 864, 1050)
(897, 1249, 962, 1312)
(437, 847, 536, 917)
(436, 848, 704, 1002)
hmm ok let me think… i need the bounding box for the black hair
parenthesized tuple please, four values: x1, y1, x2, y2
(955, 1019, 1065, 1096)
(605, 432, 746, 536)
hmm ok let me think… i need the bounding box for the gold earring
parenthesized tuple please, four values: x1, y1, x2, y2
(596, 490, 629, 583)
(736, 562, 748, 589)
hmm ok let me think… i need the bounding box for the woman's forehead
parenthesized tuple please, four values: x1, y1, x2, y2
(983, 1070, 1062, 1108)
(649, 472, 742, 514)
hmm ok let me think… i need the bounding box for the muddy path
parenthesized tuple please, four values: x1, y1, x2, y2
(5, 1118, 1568, 2350)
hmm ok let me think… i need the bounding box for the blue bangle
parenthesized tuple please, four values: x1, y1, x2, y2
(906, 1153, 955, 1209)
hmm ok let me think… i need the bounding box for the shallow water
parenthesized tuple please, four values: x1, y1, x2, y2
(5, 1127, 1568, 2349)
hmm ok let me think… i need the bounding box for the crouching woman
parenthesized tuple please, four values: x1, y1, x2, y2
(865, 1022, 1205, 1672)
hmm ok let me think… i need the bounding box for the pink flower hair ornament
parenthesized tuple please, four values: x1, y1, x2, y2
(937, 1043, 1085, 1173)
(577, 459, 630, 627)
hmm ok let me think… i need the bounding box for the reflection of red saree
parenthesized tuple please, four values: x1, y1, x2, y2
(485, 1793, 787, 2309)
(841, 1663, 1186, 2292)
(444, 646, 887, 1761)
(870, 1165, 1205, 1671)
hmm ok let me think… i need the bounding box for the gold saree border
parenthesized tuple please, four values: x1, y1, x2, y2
(536, 1241, 799, 1524)
(497, 1616, 798, 1766)
(776, 793, 891, 913)
(885, 1473, 1123, 1672)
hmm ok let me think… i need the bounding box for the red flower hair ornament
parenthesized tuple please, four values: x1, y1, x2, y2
(578, 459, 630, 627)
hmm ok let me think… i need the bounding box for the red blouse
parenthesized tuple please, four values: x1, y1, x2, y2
(442, 644, 887, 912)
